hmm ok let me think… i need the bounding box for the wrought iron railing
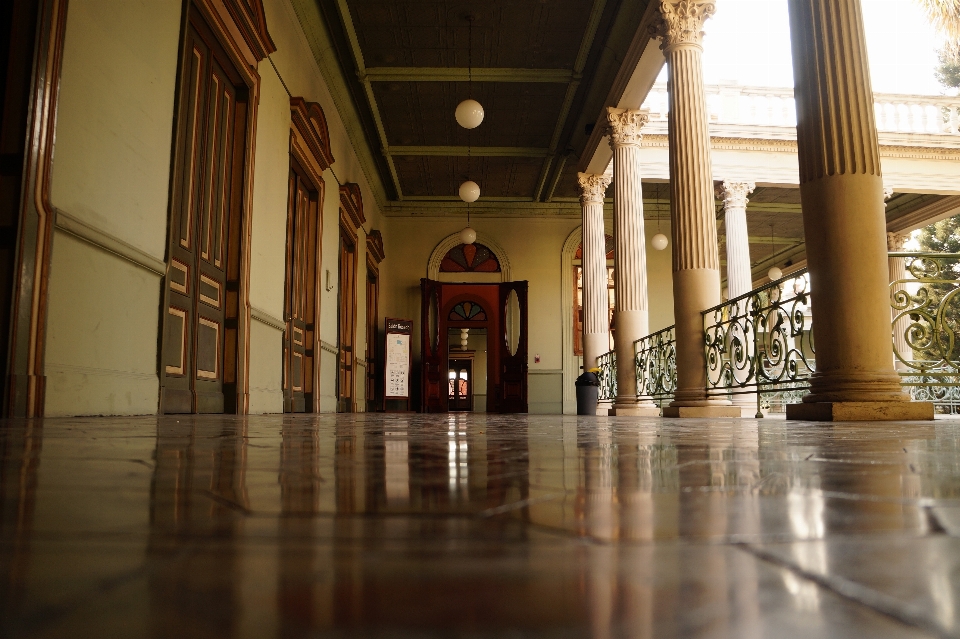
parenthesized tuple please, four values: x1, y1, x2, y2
(597, 350, 617, 401)
(634, 326, 677, 406)
(891, 252, 960, 412)
(702, 269, 815, 413)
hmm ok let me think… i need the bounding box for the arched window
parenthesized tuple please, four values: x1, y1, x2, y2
(439, 243, 501, 273)
(573, 235, 615, 355)
(449, 301, 487, 322)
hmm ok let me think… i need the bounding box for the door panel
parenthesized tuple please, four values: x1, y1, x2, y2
(283, 167, 318, 413)
(160, 14, 241, 414)
(337, 232, 356, 412)
(420, 279, 445, 412)
(498, 282, 528, 413)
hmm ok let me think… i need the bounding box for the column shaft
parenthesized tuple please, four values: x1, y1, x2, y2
(786, 0, 916, 414)
(653, 1, 735, 415)
(607, 108, 657, 412)
(578, 173, 612, 373)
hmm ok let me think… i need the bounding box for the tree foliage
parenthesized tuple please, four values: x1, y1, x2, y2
(919, 214, 960, 254)
(936, 48, 960, 89)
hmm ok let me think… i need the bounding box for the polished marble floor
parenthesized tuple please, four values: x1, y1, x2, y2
(2, 413, 960, 637)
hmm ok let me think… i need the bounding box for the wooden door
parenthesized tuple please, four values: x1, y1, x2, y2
(498, 281, 528, 413)
(365, 268, 379, 411)
(160, 14, 244, 414)
(282, 164, 318, 413)
(420, 279, 445, 412)
(336, 230, 357, 412)
(0, 0, 40, 414)
(448, 359, 472, 411)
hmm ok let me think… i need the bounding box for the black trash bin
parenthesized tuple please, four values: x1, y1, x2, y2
(575, 371, 600, 416)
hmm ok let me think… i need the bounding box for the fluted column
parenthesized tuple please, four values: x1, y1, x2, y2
(785, 0, 930, 420)
(719, 181, 755, 299)
(653, 0, 738, 417)
(887, 231, 911, 371)
(606, 108, 659, 416)
(578, 172, 612, 374)
(719, 180, 759, 415)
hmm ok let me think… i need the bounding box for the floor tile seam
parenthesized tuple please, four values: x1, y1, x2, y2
(737, 542, 954, 639)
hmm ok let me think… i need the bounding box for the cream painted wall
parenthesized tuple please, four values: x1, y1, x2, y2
(45, 0, 181, 415)
(382, 216, 581, 412)
(45, 233, 161, 415)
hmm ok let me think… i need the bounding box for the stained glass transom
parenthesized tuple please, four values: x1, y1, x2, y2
(440, 243, 501, 273)
(449, 301, 487, 322)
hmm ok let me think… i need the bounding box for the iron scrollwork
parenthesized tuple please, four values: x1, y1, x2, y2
(597, 350, 617, 401)
(702, 269, 816, 406)
(634, 326, 677, 404)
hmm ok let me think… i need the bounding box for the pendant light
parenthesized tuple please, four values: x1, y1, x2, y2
(457, 14, 479, 244)
(455, 16, 484, 129)
(651, 206, 668, 251)
(767, 223, 782, 281)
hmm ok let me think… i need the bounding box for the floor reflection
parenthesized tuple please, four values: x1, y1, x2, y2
(0, 414, 956, 637)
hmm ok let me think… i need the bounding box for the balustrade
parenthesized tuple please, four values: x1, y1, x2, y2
(599, 253, 960, 416)
(640, 82, 960, 135)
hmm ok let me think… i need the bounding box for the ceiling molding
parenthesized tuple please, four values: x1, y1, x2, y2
(361, 67, 575, 83)
(288, 0, 390, 207)
(887, 195, 960, 233)
(388, 146, 549, 158)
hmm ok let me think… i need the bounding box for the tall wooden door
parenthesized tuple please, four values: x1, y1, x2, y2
(336, 230, 357, 412)
(498, 281, 528, 413)
(448, 359, 472, 411)
(282, 164, 319, 413)
(420, 279, 445, 412)
(160, 14, 245, 414)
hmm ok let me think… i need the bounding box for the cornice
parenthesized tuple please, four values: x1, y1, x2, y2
(366, 229, 385, 264)
(339, 183, 365, 230)
(290, 97, 335, 171)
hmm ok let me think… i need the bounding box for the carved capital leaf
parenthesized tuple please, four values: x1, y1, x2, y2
(716, 180, 756, 210)
(606, 107, 649, 148)
(887, 231, 910, 251)
(577, 172, 611, 206)
(650, 0, 716, 50)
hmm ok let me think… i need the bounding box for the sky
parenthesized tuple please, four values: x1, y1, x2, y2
(655, 0, 948, 95)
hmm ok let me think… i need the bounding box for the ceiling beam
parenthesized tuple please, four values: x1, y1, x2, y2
(388, 146, 550, 158)
(334, 0, 405, 199)
(361, 67, 575, 83)
(534, 0, 608, 201)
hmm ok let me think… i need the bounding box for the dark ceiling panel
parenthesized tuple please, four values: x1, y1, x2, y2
(552, 159, 583, 199)
(373, 81, 567, 147)
(348, 0, 596, 69)
(394, 155, 545, 198)
(750, 187, 803, 205)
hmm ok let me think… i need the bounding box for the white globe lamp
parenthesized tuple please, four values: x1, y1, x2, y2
(768, 266, 783, 281)
(651, 233, 668, 251)
(459, 180, 480, 203)
(455, 99, 484, 129)
(459, 226, 476, 245)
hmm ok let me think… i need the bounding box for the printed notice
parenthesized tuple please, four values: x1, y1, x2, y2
(385, 333, 410, 398)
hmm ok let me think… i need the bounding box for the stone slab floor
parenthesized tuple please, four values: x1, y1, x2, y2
(3, 414, 960, 638)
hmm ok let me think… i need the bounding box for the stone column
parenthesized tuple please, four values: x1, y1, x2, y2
(652, 0, 739, 417)
(578, 172, 612, 374)
(607, 108, 660, 416)
(784, 0, 931, 420)
(718, 180, 760, 416)
(887, 231, 911, 371)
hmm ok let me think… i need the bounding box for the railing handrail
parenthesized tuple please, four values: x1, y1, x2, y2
(890, 252, 960, 258)
(632, 324, 677, 349)
(700, 267, 809, 319)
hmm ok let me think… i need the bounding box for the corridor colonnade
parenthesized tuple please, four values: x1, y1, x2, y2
(577, 0, 934, 421)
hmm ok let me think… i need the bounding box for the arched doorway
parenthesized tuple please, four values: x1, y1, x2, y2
(421, 280, 527, 414)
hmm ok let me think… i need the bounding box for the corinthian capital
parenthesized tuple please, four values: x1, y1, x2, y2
(577, 172, 611, 206)
(887, 231, 910, 251)
(651, 0, 716, 50)
(716, 180, 755, 210)
(606, 107, 649, 148)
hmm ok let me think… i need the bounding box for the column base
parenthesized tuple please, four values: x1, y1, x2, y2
(609, 405, 661, 417)
(785, 401, 934, 422)
(662, 406, 744, 418)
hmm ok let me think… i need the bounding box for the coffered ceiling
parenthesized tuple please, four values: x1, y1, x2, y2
(314, 0, 655, 205)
